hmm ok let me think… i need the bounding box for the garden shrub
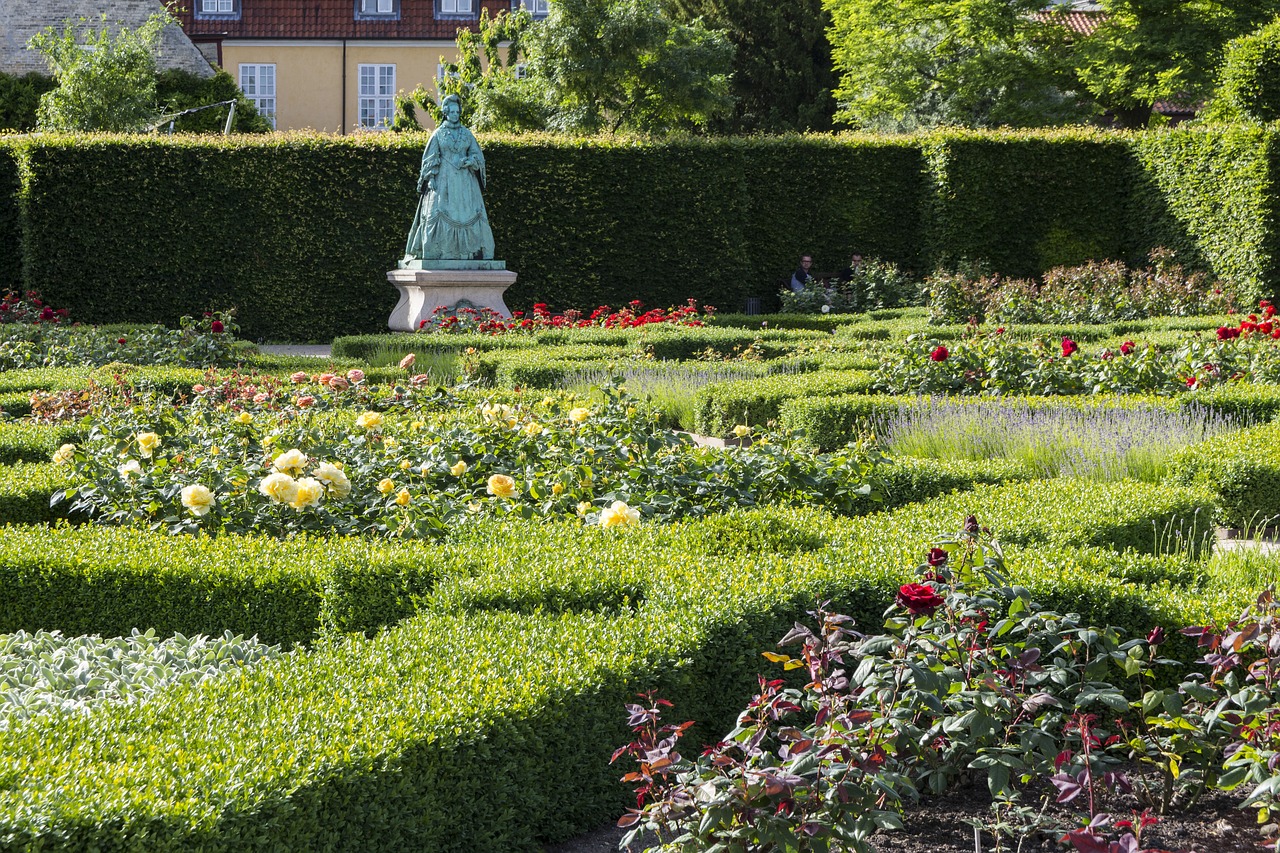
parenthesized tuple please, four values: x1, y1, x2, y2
(875, 457, 1036, 511)
(0, 391, 32, 418)
(0, 422, 81, 465)
(0, 526, 444, 643)
(0, 462, 78, 524)
(1167, 420, 1280, 528)
(0, 141, 20, 288)
(631, 326, 826, 361)
(692, 370, 875, 435)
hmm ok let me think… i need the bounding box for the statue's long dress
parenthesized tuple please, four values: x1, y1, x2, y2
(404, 123, 496, 261)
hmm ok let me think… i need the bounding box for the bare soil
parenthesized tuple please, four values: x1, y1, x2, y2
(545, 778, 1263, 853)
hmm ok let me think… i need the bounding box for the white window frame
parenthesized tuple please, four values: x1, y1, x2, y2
(520, 0, 550, 16)
(356, 0, 399, 17)
(196, 0, 239, 17)
(358, 64, 396, 130)
(239, 63, 277, 130)
(436, 62, 461, 92)
(513, 62, 529, 80)
(440, 0, 475, 17)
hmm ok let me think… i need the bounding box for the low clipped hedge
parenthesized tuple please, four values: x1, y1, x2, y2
(693, 370, 876, 435)
(0, 462, 78, 524)
(0, 526, 445, 644)
(1167, 420, 1280, 529)
(0, 422, 81, 465)
(0, 478, 1228, 852)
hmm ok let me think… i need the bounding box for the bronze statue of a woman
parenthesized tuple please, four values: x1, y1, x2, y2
(402, 94, 496, 263)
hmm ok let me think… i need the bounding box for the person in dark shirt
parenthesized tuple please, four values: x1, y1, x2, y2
(836, 252, 864, 285)
(790, 254, 814, 292)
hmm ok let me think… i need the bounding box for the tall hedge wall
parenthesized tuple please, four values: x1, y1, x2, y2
(4, 128, 1280, 340)
(10, 133, 924, 340)
(0, 140, 20, 288)
(1130, 125, 1280, 298)
(923, 129, 1137, 277)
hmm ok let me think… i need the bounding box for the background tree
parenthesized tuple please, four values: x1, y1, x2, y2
(0, 73, 57, 132)
(1074, 0, 1280, 128)
(824, 0, 1087, 131)
(155, 69, 272, 133)
(28, 11, 175, 133)
(664, 0, 836, 132)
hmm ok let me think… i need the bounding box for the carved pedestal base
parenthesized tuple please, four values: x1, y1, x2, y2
(387, 267, 518, 332)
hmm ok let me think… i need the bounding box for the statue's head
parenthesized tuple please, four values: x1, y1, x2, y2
(441, 94, 462, 122)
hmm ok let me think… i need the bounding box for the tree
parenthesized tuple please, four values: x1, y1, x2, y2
(155, 69, 272, 134)
(664, 0, 837, 132)
(402, 0, 734, 134)
(525, 0, 734, 134)
(0, 72, 57, 132)
(1074, 0, 1280, 128)
(824, 0, 1087, 131)
(27, 10, 174, 132)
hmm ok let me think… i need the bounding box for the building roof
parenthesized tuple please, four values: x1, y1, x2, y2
(1031, 8, 1104, 36)
(173, 1, 500, 41)
(0, 0, 214, 77)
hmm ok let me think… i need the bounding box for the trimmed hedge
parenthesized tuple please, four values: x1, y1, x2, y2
(1167, 420, 1280, 529)
(0, 478, 1226, 852)
(0, 526, 445, 644)
(0, 140, 20, 287)
(0, 462, 77, 524)
(692, 369, 876, 435)
(922, 129, 1136, 277)
(0, 422, 81, 465)
(1130, 126, 1280, 300)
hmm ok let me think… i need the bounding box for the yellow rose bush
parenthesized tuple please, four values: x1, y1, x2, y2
(59, 383, 885, 539)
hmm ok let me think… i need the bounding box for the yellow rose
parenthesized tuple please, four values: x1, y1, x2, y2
(377, 478, 396, 494)
(524, 422, 543, 437)
(576, 501, 593, 516)
(236, 411, 253, 425)
(552, 482, 565, 496)
(395, 489, 411, 506)
(568, 407, 591, 424)
(399, 459, 411, 470)
(420, 462, 431, 476)
(258, 472, 299, 504)
(450, 460, 468, 476)
(210, 445, 221, 456)
(136, 432, 160, 459)
(487, 474, 517, 499)
(410, 420, 425, 432)
(291, 477, 324, 510)
(356, 411, 384, 430)
(51, 443, 76, 465)
(600, 500, 640, 528)
(181, 484, 216, 517)
(313, 462, 351, 499)
(272, 448, 308, 475)
(467, 501, 482, 513)
(733, 424, 752, 438)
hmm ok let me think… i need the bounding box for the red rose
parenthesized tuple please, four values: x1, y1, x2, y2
(927, 547, 949, 566)
(1120, 341, 1135, 355)
(39, 307, 54, 320)
(1147, 627, 1165, 646)
(995, 327, 1005, 335)
(930, 345, 949, 362)
(1061, 337, 1078, 357)
(210, 320, 224, 334)
(117, 337, 127, 344)
(897, 583, 945, 615)
(1217, 326, 1240, 340)
(964, 515, 980, 533)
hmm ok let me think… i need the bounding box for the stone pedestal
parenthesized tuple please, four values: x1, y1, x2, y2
(387, 266, 518, 332)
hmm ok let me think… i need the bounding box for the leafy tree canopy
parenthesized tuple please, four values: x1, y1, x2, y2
(27, 11, 175, 132)
(824, 0, 1088, 131)
(400, 1, 734, 135)
(1202, 15, 1280, 124)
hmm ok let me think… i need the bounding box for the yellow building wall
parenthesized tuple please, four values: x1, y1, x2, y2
(220, 40, 469, 133)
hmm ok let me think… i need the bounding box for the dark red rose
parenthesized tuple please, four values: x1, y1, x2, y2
(897, 583, 945, 615)
(1061, 337, 1078, 357)
(117, 337, 127, 344)
(995, 327, 1005, 335)
(964, 515, 980, 533)
(39, 307, 54, 320)
(210, 320, 224, 334)
(1120, 341, 1135, 355)
(930, 345, 949, 362)
(927, 547, 949, 566)
(1147, 627, 1165, 646)
(1217, 326, 1240, 340)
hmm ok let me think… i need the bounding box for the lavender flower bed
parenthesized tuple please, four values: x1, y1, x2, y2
(876, 398, 1247, 481)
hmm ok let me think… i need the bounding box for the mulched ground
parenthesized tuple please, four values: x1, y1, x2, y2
(546, 777, 1264, 852)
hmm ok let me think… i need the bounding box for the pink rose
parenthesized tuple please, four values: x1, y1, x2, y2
(290, 371, 308, 384)
(296, 395, 316, 408)
(192, 384, 207, 393)
(346, 369, 365, 384)
(399, 353, 416, 370)
(318, 373, 335, 385)
(327, 376, 350, 391)
(253, 392, 269, 403)
(410, 373, 430, 388)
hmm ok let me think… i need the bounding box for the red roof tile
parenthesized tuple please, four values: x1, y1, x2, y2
(1031, 9, 1104, 36)
(174, 1, 504, 40)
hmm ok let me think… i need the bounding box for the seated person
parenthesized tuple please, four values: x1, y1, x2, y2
(790, 254, 814, 292)
(837, 252, 864, 284)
